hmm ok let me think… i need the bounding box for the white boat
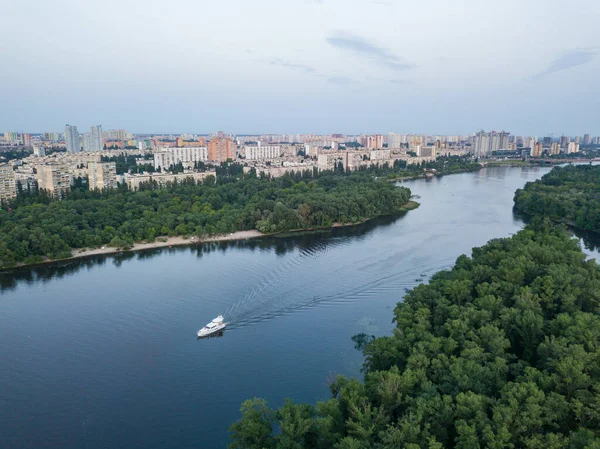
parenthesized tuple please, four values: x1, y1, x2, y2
(197, 315, 227, 337)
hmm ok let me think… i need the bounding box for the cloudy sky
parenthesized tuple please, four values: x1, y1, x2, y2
(2, 0, 599, 135)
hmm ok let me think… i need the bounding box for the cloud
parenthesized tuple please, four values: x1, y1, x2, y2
(531, 48, 598, 80)
(269, 58, 315, 73)
(327, 76, 358, 86)
(326, 31, 413, 71)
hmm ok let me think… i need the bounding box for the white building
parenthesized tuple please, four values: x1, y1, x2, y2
(33, 144, 46, 157)
(387, 133, 403, 148)
(244, 145, 281, 160)
(88, 162, 117, 190)
(153, 147, 208, 170)
(65, 125, 81, 153)
(0, 163, 16, 202)
(567, 142, 580, 154)
(370, 149, 391, 160)
(90, 125, 103, 152)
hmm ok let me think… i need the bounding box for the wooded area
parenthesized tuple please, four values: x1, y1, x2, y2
(514, 164, 600, 232)
(229, 220, 600, 448)
(0, 171, 411, 268)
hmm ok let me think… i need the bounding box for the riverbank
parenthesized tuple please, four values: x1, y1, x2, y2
(484, 158, 599, 168)
(3, 201, 421, 271)
(387, 166, 483, 182)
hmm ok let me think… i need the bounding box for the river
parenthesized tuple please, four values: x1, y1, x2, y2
(1, 166, 599, 449)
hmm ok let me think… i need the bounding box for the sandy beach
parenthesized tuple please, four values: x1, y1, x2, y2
(67, 230, 265, 261)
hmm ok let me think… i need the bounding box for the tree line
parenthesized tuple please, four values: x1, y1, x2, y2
(0, 170, 411, 268)
(514, 164, 600, 232)
(229, 219, 600, 448)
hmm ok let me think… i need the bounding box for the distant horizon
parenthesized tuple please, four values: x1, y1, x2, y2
(4, 129, 599, 138)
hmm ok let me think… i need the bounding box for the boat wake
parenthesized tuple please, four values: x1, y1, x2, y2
(221, 237, 456, 330)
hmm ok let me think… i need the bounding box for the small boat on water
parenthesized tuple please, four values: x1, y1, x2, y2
(197, 315, 227, 338)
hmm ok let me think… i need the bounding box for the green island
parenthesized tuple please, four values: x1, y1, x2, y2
(514, 164, 600, 232)
(229, 219, 600, 448)
(0, 169, 412, 269)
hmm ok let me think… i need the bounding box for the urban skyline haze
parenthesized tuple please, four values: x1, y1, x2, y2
(2, 0, 599, 135)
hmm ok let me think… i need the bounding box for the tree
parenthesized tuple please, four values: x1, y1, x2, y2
(229, 221, 600, 448)
(229, 398, 275, 449)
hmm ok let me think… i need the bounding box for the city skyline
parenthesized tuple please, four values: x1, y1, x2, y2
(2, 0, 600, 135)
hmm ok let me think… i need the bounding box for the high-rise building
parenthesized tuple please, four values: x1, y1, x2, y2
(387, 132, 403, 148)
(244, 144, 281, 160)
(103, 129, 126, 141)
(583, 134, 591, 145)
(65, 125, 81, 153)
(473, 131, 489, 157)
(550, 142, 560, 155)
(560, 135, 569, 148)
(90, 125, 103, 152)
(567, 142, 580, 154)
(0, 163, 17, 202)
(44, 132, 60, 142)
(530, 142, 543, 157)
(88, 162, 117, 190)
(4, 132, 18, 142)
(154, 147, 208, 170)
(208, 138, 236, 162)
(33, 143, 46, 157)
(22, 133, 32, 147)
(36, 164, 72, 197)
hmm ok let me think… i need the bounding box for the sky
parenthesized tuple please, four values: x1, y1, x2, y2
(2, 0, 600, 136)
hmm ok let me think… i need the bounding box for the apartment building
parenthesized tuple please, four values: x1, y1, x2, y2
(153, 147, 208, 170)
(88, 162, 117, 190)
(36, 164, 72, 197)
(244, 145, 281, 160)
(0, 163, 16, 202)
(124, 171, 216, 191)
(207, 137, 236, 162)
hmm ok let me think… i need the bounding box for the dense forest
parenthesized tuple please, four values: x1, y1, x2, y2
(514, 164, 600, 232)
(0, 171, 412, 268)
(229, 220, 600, 448)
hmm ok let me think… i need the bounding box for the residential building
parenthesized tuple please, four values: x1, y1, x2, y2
(550, 142, 560, 155)
(65, 125, 81, 153)
(103, 129, 126, 141)
(567, 142, 580, 154)
(23, 133, 32, 147)
(124, 171, 216, 191)
(361, 135, 383, 149)
(33, 144, 46, 157)
(36, 164, 72, 197)
(0, 163, 16, 202)
(530, 142, 543, 157)
(244, 144, 281, 160)
(153, 147, 208, 170)
(583, 134, 591, 145)
(88, 162, 117, 190)
(4, 132, 18, 142)
(472, 130, 510, 157)
(560, 135, 569, 148)
(370, 149, 391, 160)
(90, 125, 103, 152)
(208, 137, 236, 162)
(44, 132, 60, 142)
(387, 133, 403, 148)
(416, 146, 437, 159)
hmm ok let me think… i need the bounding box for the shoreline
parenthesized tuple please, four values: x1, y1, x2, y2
(2, 201, 420, 272)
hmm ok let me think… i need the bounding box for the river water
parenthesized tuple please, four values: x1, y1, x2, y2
(1, 166, 599, 449)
